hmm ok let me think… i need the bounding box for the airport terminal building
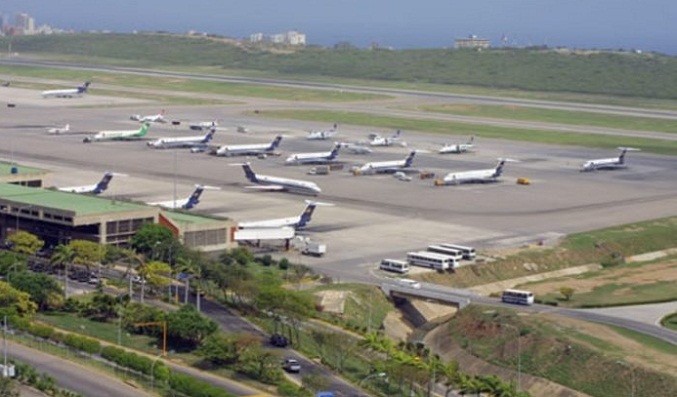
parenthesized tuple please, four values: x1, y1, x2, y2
(0, 183, 236, 252)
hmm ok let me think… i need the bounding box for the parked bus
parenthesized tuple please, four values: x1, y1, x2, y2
(406, 251, 456, 271)
(438, 243, 476, 260)
(427, 245, 463, 262)
(379, 259, 410, 274)
(501, 289, 535, 305)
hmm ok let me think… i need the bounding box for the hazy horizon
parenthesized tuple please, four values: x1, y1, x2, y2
(2, 0, 675, 55)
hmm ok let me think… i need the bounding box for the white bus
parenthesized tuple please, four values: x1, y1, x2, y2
(427, 245, 463, 262)
(438, 243, 476, 260)
(406, 251, 456, 271)
(501, 289, 535, 306)
(379, 259, 410, 274)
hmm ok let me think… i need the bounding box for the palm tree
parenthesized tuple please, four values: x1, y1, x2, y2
(441, 360, 460, 397)
(50, 244, 76, 297)
(176, 257, 204, 311)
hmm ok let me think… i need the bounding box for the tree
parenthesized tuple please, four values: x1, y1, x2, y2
(6, 231, 43, 256)
(559, 287, 575, 301)
(8, 271, 63, 311)
(198, 332, 259, 366)
(176, 257, 203, 307)
(301, 371, 331, 393)
(0, 251, 25, 276)
(69, 240, 106, 271)
(138, 260, 172, 292)
(49, 243, 76, 272)
(237, 344, 282, 384)
(0, 280, 37, 316)
(165, 305, 218, 350)
(0, 376, 20, 397)
(130, 224, 175, 258)
(82, 292, 127, 322)
(441, 360, 460, 397)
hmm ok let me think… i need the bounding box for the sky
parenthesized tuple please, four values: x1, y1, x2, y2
(2, 0, 676, 55)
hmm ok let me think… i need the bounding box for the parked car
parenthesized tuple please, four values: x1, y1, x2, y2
(282, 358, 301, 373)
(270, 333, 289, 348)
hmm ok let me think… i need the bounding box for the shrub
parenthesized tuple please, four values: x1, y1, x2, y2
(29, 323, 55, 339)
(169, 372, 237, 397)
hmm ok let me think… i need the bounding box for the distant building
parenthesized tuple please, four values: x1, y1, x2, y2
(249, 30, 306, 46)
(15, 13, 35, 35)
(455, 35, 490, 49)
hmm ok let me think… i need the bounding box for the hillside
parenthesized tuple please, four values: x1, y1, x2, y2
(3, 33, 677, 99)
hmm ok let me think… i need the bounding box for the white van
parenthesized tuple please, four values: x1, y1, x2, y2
(397, 278, 421, 289)
(380, 259, 410, 274)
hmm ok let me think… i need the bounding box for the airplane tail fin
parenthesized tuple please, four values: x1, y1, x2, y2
(203, 128, 216, 143)
(393, 129, 401, 138)
(494, 159, 508, 177)
(328, 143, 341, 159)
(468, 136, 475, 144)
(403, 151, 416, 168)
(183, 185, 205, 209)
(93, 172, 114, 194)
(617, 147, 640, 164)
(78, 81, 91, 93)
(269, 135, 283, 150)
(241, 163, 258, 183)
(138, 122, 151, 137)
(297, 202, 318, 229)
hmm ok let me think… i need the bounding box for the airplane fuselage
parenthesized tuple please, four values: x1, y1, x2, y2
(439, 169, 498, 185)
(254, 174, 321, 195)
(148, 136, 207, 149)
(238, 216, 300, 229)
(285, 151, 336, 165)
(580, 158, 624, 171)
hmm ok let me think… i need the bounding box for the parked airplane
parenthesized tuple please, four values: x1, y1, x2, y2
(235, 163, 322, 196)
(352, 151, 417, 175)
(130, 110, 166, 123)
(146, 185, 219, 210)
(369, 130, 406, 147)
(307, 127, 338, 140)
(439, 136, 475, 154)
(83, 122, 150, 143)
(42, 81, 90, 98)
(189, 121, 217, 131)
(216, 135, 282, 157)
(47, 124, 70, 135)
(435, 158, 515, 185)
(238, 200, 332, 230)
(147, 128, 215, 150)
(285, 143, 341, 165)
(580, 147, 640, 172)
(338, 142, 373, 154)
(57, 171, 122, 194)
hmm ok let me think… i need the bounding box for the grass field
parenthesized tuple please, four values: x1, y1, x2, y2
(256, 109, 677, 155)
(661, 312, 677, 331)
(444, 306, 677, 397)
(0, 64, 389, 102)
(417, 104, 677, 133)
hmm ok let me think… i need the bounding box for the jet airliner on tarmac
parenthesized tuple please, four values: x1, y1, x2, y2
(439, 136, 475, 154)
(238, 200, 332, 229)
(147, 128, 215, 150)
(216, 136, 282, 157)
(84, 122, 150, 143)
(353, 151, 417, 175)
(285, 143, 341, 165)
(42, 82, 90, 98)
(146, 185, 219, 210)
(235, 163, 321, 196)
(57, 172, 122, 194)
(369, 130, 406, 147)
(435, 158, 515, 185)
(131, 110, 166, 123)
(580, 147, 640, 172)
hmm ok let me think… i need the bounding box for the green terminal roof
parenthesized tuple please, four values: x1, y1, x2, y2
(0, 163, 48, 176)
(162, 210, 228, 225)
(0, 183, 152, 215)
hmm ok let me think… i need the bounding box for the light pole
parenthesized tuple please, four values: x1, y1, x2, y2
(504, 323, 521, 393)
(150, 352, 164, 391)
(616, 360, 636, 397)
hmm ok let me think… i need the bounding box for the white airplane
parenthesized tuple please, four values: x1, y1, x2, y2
(238, 200, 332, 230)
(439, 136, 475, 154)
(580, 147, 641, 172)
(83, 122, 151, 143)
(235, 163, 322, 196)
(47, 124, 70, 135)
(393, 171, 413, 182)
(216, 136, 282, 157)
(285, 143, 341, 165)
(131, 110, 166, 123)
(435, 158, 515, 185)
(338, 142, 373, 155)
(189, 121, 218, 131)
(42, 81, 90, 98)
(307, 126, 338, 140)
(353, 151, 417, 175)
(146, 184, 219, 210)
(57, 171, 122, 194)
(147, 128, 215, 150)
(369, 130, 406, 147)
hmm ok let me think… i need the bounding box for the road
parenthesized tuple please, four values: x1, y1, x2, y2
(5, 340, 153, 397)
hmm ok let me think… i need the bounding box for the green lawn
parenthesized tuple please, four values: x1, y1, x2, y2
(255, 109, 677, 155)
(417, 104, 677, 134)
(661, 312, 677, 331)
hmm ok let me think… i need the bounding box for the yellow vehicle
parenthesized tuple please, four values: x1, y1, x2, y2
(517, 177, 531, 185)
